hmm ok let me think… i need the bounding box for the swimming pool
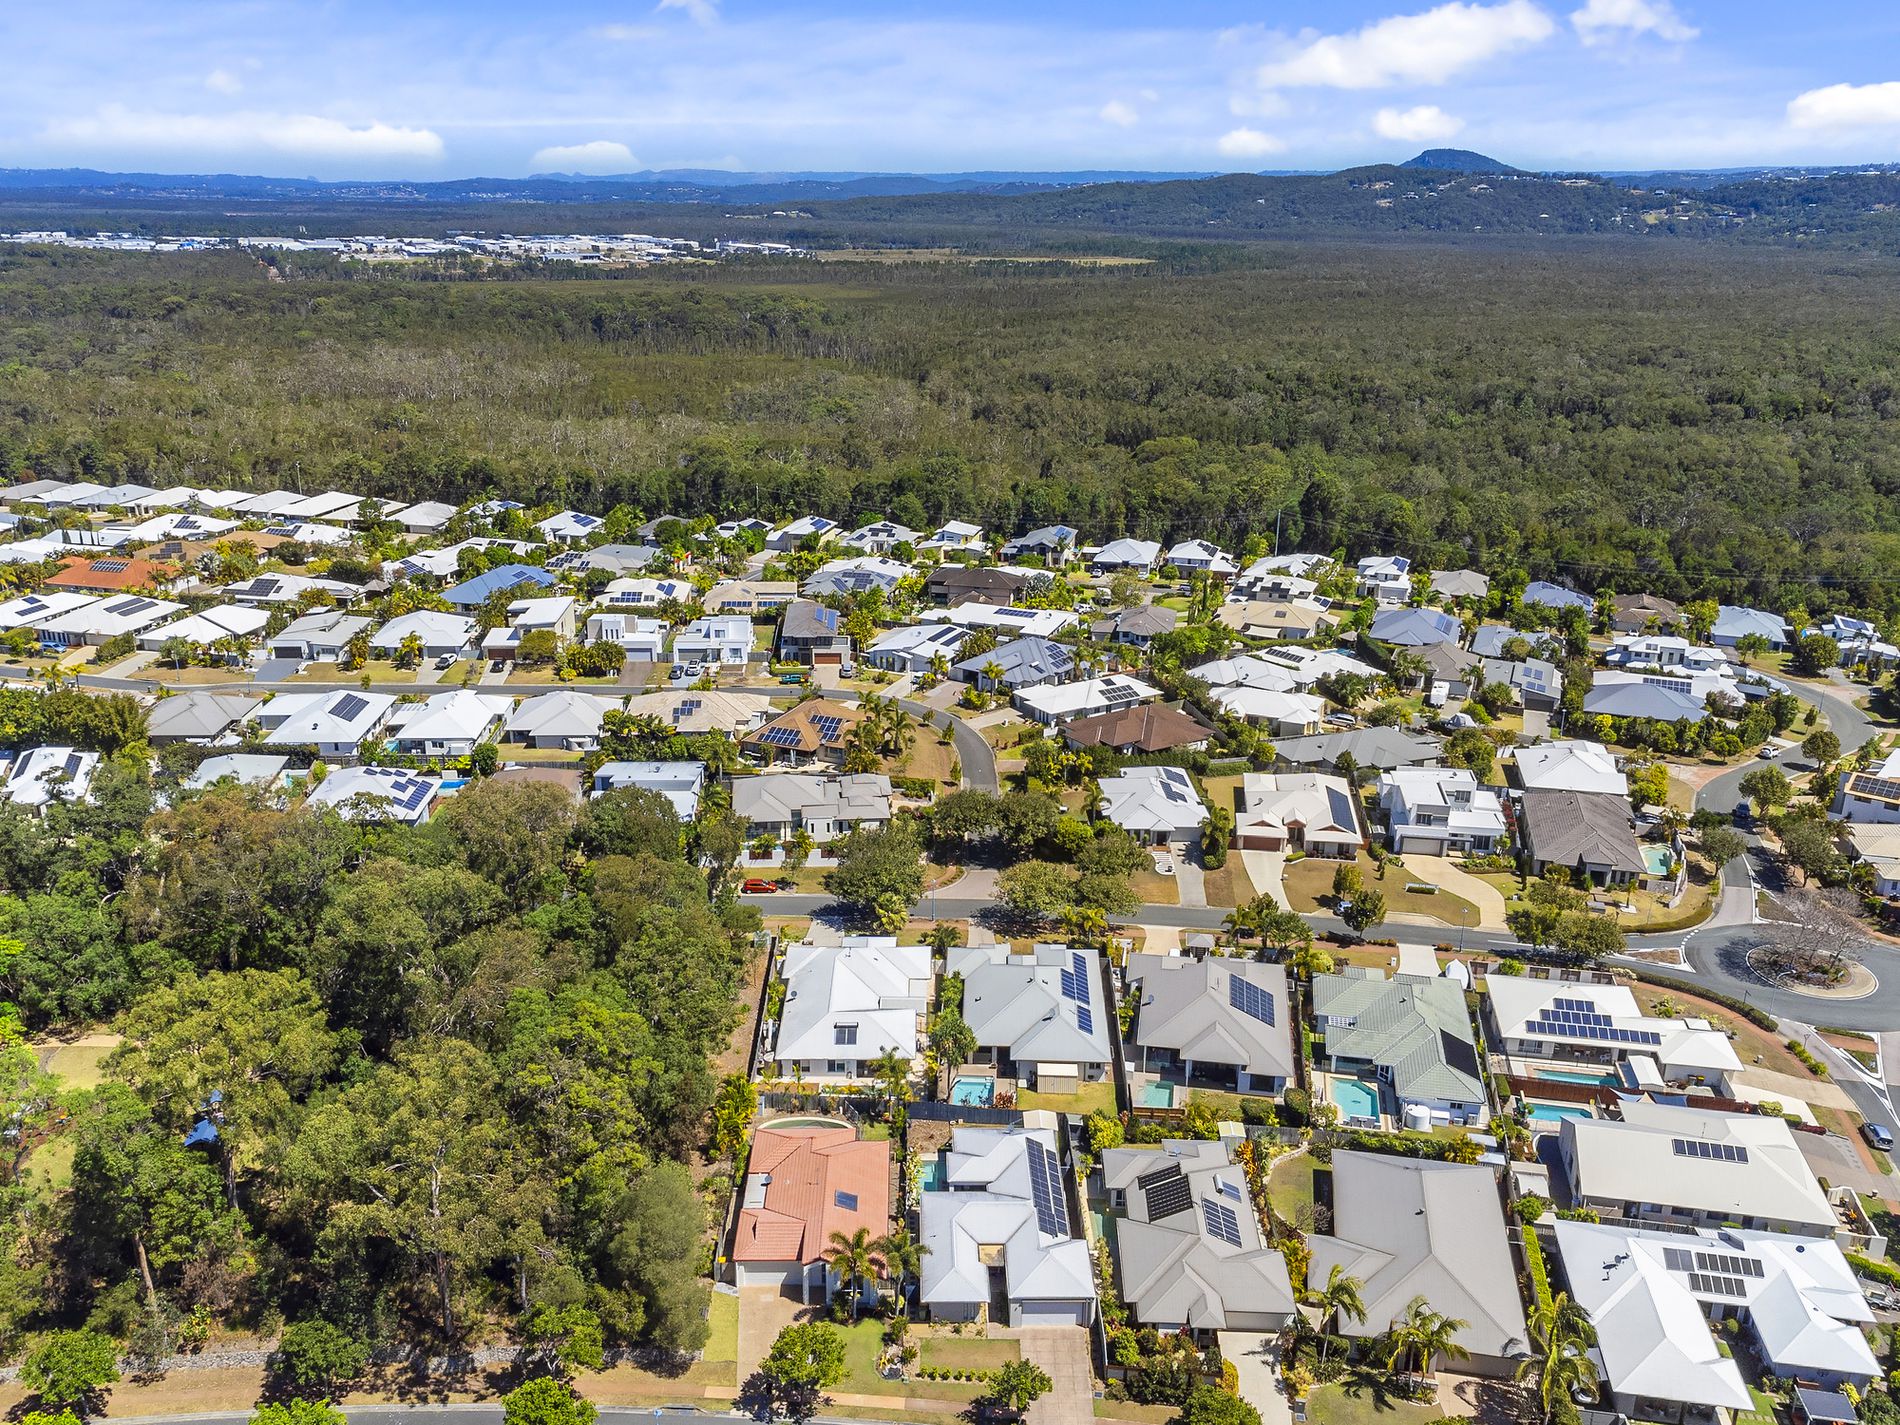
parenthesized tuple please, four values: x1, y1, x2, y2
(1535, 1068, 1620, 1086)
(919, 1158, 945, 1192)
(1138, 1082, 1176, 1109)
(949, 1075, 995, 1107)
(1527, 1101, 1593, 1124)
(1329, 1078, 1381, 1120)
(1642, 845, 1673, 877)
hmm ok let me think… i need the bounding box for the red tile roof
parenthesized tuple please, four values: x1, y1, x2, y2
(733, 1126, 890, 1265)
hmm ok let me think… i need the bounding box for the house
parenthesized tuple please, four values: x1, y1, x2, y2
(711, 516, 770, 541)
(186, 753, 291, 791)
(534, 509, 604, 545)
(1430, 569, 1490, 601)
(1844, 823, 1900, 895)
(1558, 1101, 1836, 1238)
(583, 613, 667, 662)
(1216, 598, 1337, 641)
(279, 489, 364, 522)
(770, 936, 932, 1081)
(924, 603, 1076, 639)
(1093, 604, 1178, 648)
(925, 565, 1030, 607)
(385, 691, 512, 758)
(304, 766, 443, 824)
(385, 538, 507, 581)
(1356, 554, 1411, 603)
(1232, 551, 1331, 598)
(1605, 634, 1731, 675)
(863, 623, 967, 674)
(732, 1126, 891, 1303)
(621, 689, 775, 737)
(481, 596, 576, 660)
(267, 610, 373, 663)
(1089, 538, 1162, 574)
(921, 1126, 1095, 1326)
(144, 691, 263, 746)
(441, 564, 557, 609)
(1518, 788, 1645, 885)
(1000, 524, 1079, 565)
(1483, 974, 1742, 1087)
(1063, 703, 1212, 756)
(1311, 969, 1490, 1126)
(223, 573, 358, 606)
(766, 515, 838, 552)
(134, 604, 268, 656)
(1190, 654, 1300, 695)
(802, 556, 910, 599)
(0, 591, 98, 635)
(1208, 685, 1327, 737)
(1554, 1219, 1875, 1402)
(955, 635, 1073, 693)
(916, 520, 985, 555)
(368, 611, 476, 660)
(1513, 740, 1629, 797)
(44, 556, 185, 596)
(705, 579, 798, 615)
(1522, 580, 1592, 612)
(1473, 656, 1563, 712)
(740, 699, 866, 768)
(1098, 766, 1208, 845)
(673, 614, 754, 667)
(1378, 767, 1507, 854)
(503, 691, 620, 751)
(1250, 643, 1382, 690)
(1014, 675, 1160, 727)
(839, 519, 918, 555)
(1310, 1153, 1528, 1375)
(1164, 540, 1237, 576)
(733, 772, 892, 843)
(259, 689, 396, 758)
(551, 542, 663, 577)
(260, 520, 354, 548)
(1123, 955, 1296, 1094)
(590, 760, 705, 817)
(389, 500, 458, 534)
(1369, 606, 1460, 648)
(1612, 592, 1683, 633)
(1468, 624, 1535, 659)
(1233, 773, 1362, 855)
(950, 942, 1112, 1090)
(3, 746, 101, 808)
(35, 594, 187, 648)
(1272, 726, 1443, 773)
(1712, 605, 1792, 651)
(1103, 1138, 1294, 1334)
(777, 600, 853, 667)
(1582, 678, 1709, 723)
(1832, 749, 1900, 825)
(597, 576, 693, 609)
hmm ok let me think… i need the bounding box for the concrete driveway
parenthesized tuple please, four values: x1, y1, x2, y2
(1795, 1128, 1891, 1200)
(1395, 853, 1510, 930)
(1238, 849, 1291, 910)
(1017, 1327, 1094, 1425)
(1172, 852, 1207, 909)
(1218, 1332, 1290, 1425)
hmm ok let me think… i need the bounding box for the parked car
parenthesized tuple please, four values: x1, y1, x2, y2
(740, 878, 780, 894)
(434, 653, 457, 669)
(1757, 745, 1778, 759)
(1862, 1122, 1895, 1152)
(488, 659, 507, 673)
(778, 672, 807, 685)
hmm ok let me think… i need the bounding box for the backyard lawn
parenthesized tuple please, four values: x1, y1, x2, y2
(1015, 1080, 1120, 1117)
(1268, 1151, 1317, 1222)
(1282, 854, 1478, 927)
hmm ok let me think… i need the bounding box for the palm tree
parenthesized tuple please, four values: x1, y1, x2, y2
(825, 1227, 883, 1320)
(1386, 1295, 1469, 1381)
(1308, 1264, 1367, 1365)
(875, 1228, 928, 1317)
(699, 733, 741, 779)
(1516, 1292, 1599, 1425)
(925, 652, 950, 688)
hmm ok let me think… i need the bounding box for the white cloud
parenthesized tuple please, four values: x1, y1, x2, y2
(1570, 0, 1698, 45)
(1373, 104, 1465, 141)
(1099, 100, 1139, 127)
(530, 139, 638, 172)
(1217, 127, 1287, 158)
(1787, 81, 1900, 131)
(42, 107, 444, 161)
(1256, 1, 1555, 90)
(655, 0, 719, 24)
(205, 68, 243, 96)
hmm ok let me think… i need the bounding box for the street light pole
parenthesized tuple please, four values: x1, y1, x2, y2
(1458, 906, 1468, 954)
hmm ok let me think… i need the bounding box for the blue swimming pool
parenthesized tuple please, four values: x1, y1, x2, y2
(1527, 1101, 1593, 1124)
(1329, 1078, 1381, 1120)
(949, 1075, 995, 1107)
(919, 1158, 945, 1192)
(1138, 1082, 1176, 1108)
(1535, 1068, 1619, 1086)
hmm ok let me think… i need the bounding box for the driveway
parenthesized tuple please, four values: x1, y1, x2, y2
(1017, 1326, 1094, 1425)
(1218, 1331, 1290, 1425)
(1795, 1128, 1891, 1200)
(1173, 853, 1207, 909)
(1238, 850, 1291, 910)
(1395, 853, 1510, 930)
(736, 1284, 817, 1382)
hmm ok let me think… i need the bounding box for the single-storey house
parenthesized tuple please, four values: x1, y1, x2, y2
(732, 1126, 891, 1304)
(1123, 955, 1296, 1094)
(951, 942, 1112, 1091)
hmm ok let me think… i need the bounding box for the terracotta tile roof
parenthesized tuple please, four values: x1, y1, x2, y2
(1063, 701, 1210, 753)
(44, 556, 182, 592)
(733, 1126, 890, 1265)
(741, 698, 865, 757)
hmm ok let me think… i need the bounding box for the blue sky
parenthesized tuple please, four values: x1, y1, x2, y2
(3, 0, 1900, 178)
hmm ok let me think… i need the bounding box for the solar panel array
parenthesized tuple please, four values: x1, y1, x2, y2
(1228, 976, 1277, 1027)
(1524, 996, 1663, 1047)
(104, 596, 156, 615)
(331, 693, 371, 724)
(1687, 1272, 1748, 1298)
(1846, 773, 1900, 805)
(1694, 1250, 1763, 1278)
(1027, 1139, 1070, 1237)
(1060, 951, 1095, 1035)
(1217, 1178, 1243, 1202)
(1202, 1198, 1242, 1247)
(1101, 679, 1142, 708)
(812, 714, 847, 743)
(1139, 1164, 1192, 1220)
(1672, 1137, 1749, 1164)
(760, 725, 804, 747)
(834, 1191, 858, 1211)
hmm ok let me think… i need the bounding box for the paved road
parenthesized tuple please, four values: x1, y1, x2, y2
(122, 1411, 891, 1425)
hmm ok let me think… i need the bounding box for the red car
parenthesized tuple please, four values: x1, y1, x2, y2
(741, 878, 780, 894)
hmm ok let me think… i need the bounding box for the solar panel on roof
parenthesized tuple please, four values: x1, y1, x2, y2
(330, 693, 370, 723)
(1228, 976, 1276, 1027)
(1202, 1198, 1242, 1247)
(834, 1190, 858, 1211)
(1217, 1178, 1243, 1201)
(1663, 1246, 1695, 1272)
(761, 725, 803, 747)
(812, 715, 846, 742)
(1138, 1164, 1192, 1220)
(1027, 1139, 1070, 1236)
(106, 597, 155, 615)
(1672, 1138, 1749, 1164)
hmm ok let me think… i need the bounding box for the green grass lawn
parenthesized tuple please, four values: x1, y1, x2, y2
(1306, 1378, 1446, 1425)
(1015, 1080, 1120, 1117)
(836, 1319, 988, 1402)
(1269, 1152, 1316, 1222)
(1736, 1385, 1780, 1425)
(23, 1136, 75, 1192)
(42, 1042, 114, 1088)
(920, 1336, 1021, 1371)
(1282, 854, 1478, 928)
(704, 1291, 738, 1365)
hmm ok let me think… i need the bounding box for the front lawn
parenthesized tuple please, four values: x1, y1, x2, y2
(1199, 856, 1258, 909)
(1282, 854, 1479, 927)
(1305, 1377, 1446, 1425)
(1129, 870, 1181, 905)
(704, 1291, 738, 1368)
(920, 1336, 1021, 1371)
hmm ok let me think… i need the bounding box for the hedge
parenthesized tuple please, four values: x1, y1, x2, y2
(1521, 1222, 1555, 1314)
(1848, 1253, 1900, 1289)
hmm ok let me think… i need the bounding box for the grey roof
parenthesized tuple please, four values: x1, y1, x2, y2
(1370, 606, 1461, 647)
(1309, 1152, 1528, 1360)
(1311, 970, 1486, 1106)
(555, 542, 661, 575)
(1476, 655, 1562, 703)
(1467, 625, 1531, 659)
(1430, 569, 1490, 599)
(1518, 788, 1644, 875)
(1125, 955, 1295, 1082)
(145, 690, 264, 741)
(954, 634, 1074, 688)
(950, 942, 1110, 1067)
(1093, 604, 1178, 639)
(1274, 726, 1443, 771)
(1104, 1139, 1295, 1330)
(1713, 605, 1790, 644)
(1582, 680, 1706, 721)
(921, 1127, 1096, 1314)
(185, 753, 290, 790)
(733, 772, 892, 826)
(1522, 580, 1592, 610)
(780, 598, 844, 640)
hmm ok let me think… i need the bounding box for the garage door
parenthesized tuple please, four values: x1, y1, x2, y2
(1018, 1301, 1090, 1328)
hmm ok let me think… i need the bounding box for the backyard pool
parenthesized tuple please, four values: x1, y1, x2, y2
(949, 1075, 995, 1107)
(1642, 845, 1674, 877)
(1527, 1101, 1594, 1124)
(1138, 1082, 1176, 1108)
(1329, 1078, 1382, 1121)
(1535, 1068, 1620, 1086)
(919, 1158, 945, 1192)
